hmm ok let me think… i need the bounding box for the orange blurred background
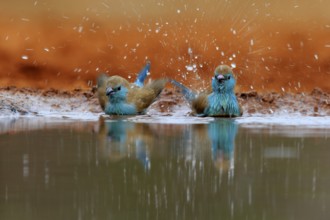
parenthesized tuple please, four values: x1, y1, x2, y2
(0, 0, 329, 92)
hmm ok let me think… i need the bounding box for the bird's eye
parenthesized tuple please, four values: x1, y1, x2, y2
(117, 86, 121, 91)
(228, 76, 231, 79)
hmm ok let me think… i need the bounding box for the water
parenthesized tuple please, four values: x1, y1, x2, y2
(1, 117, 330, 220)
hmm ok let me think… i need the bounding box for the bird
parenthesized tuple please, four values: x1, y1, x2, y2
(171, 65, 242, 117)
(97, 61, 167, 115)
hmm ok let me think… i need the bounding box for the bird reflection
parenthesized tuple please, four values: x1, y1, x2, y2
(98, 116, 152, 170)
(207, 119, 238, 173)
(97, 116, 238, 173)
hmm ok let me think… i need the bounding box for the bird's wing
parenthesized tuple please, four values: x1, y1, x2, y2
(97, 74, 109, 111)
(192, 93, 209, 115)
(127, 87, 155, 112)
(134, 61, 150, 87)
(127, 78, 167, 112)
(170, 79, 196, 102)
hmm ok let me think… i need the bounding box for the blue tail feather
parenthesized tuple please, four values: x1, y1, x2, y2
(135, 61, 151, 87)
(170, 79, 196, 102)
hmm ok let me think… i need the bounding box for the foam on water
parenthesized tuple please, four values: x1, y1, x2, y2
(127, 115, 214, 124)
(236, 116, 330, 128)
(127, 115, 330, 127)
(35, 111, 102, 121)
(1, 105, 330, 127)
(0, 111, 101, 121)
(2, 112, 330, 127)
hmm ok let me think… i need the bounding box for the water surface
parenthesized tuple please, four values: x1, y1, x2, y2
(0, 117, 330, 220)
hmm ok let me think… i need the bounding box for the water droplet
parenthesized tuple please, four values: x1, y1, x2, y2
(102, 2, 110, 8)
(177, 9, 181, 14)
(185, 65, 194, 71)
(231, 63, 237, 68)
(78, 26, 83, 33)
(21, 55, 29, 60)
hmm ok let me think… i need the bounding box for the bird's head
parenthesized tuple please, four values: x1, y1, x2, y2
(212, 65, 236, 93)
(105, 76, 130, 101)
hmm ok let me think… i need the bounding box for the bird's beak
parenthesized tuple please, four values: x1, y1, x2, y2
(106, 87, 114, 96)
(216, 74, 225, 83)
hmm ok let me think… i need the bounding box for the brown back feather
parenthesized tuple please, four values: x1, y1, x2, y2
(192, 93, 209, 114)
(97, 74, 108, 111)
(127, 78, 168, 112)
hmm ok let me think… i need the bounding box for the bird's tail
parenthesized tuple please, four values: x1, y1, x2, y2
(135, 61, 151, 87)
(170, 79, 196, 102)
(97, 74, 108, 111)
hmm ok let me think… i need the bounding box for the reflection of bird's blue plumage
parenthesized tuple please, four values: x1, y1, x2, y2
(208, 119, 238, 164)
(135, 139, 150, 171)
(134, 61, 150, 87)
(105, 121, 131, 151)
(104, 120, 150, 170)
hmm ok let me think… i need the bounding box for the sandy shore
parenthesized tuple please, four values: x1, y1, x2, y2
(1, 86, 329, 119)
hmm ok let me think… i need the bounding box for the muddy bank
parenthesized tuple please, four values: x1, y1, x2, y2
(0, 86, 329, 118)
(0, 86, 101, 117)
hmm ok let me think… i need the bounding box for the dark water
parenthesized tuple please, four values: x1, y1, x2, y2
(0, 117, 330, 220)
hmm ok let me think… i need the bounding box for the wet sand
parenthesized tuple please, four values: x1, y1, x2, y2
(1, 86, 329, 118)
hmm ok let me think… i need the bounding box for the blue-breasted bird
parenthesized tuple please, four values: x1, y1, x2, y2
(97, 61, 167, 115)
(171, 65, 242, 117)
